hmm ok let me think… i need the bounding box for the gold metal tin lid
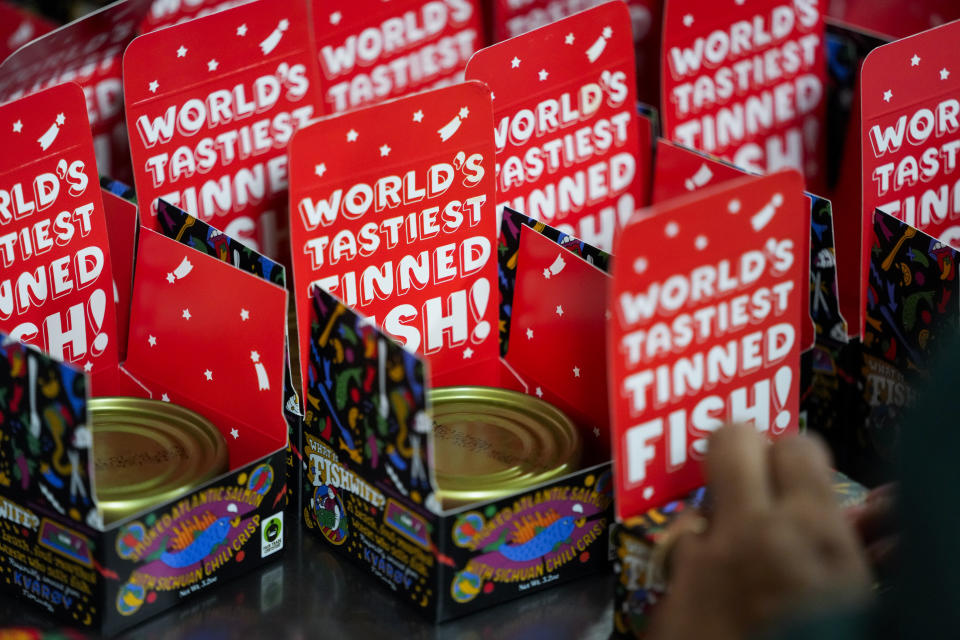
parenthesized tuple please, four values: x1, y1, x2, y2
(429, 386, 581, 508)
(91, 397, 229, 525)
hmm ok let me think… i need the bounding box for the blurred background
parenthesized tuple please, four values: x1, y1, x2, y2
(11, 0, 110, 23)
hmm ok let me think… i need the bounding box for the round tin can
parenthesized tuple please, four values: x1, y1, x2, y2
(429, 386, 581, 509)
(91, 397, 229, 524)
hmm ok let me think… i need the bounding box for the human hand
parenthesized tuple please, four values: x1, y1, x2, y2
(846, 483, 898, 578)
(649, 424, 872, 640)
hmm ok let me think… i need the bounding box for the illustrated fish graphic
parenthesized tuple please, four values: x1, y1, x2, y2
(121, 590, 143, 608)
(121, 531, 140, 549)
(483, 516, 577, 563)
(147, 517, 232, 569)
(250, 471, 268, 494)
(458, 520, 478, 538)
(456, 579, 481, 597)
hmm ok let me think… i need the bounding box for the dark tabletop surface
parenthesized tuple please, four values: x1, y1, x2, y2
(0, 527, 614, 639)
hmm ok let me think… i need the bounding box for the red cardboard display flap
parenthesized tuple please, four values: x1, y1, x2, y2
(489, 0, 662, 105)
(0, 0, 154, 184)
(0, 2, 56, 62)
(139, 0, 255, 33)
(101, 189, 139, 361)
(465, 2, 648, 253)
(860, 19, 960, 337)
(288, 82, 499, 390)
(661, 0, 826, 189)
(653, 138, 748, 203)
(653, 140, 816, 352)
(610, 171, 807, 519)
(124, 0, 321, 261)
(507, 228, 610, 465)
(125, 228, 288, 464)
(0, 83, 120, 373)
(312, 0, 483, 114)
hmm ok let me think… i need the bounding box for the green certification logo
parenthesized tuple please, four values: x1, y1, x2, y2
(261, 512, 283, 557)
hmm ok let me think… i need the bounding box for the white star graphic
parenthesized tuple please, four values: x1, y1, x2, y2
(728, 199, 741, 214)
(412, 110, 424, 123)
(941, 67, 951, 80)
(240, 308, 250, 321)
(236, 24, 248, 36)
(250, 350, 260, 362)
(694, 235, 709, 250)
(602, 26, 612, 38)
(204, 369, 213, 381)
(207, 59, 219, 72)
(556, 305, 564, 316)
(55, 113, 65, 126)
(161, 393, 170, 402)
(593, 426, 600, 438)
(230, 428, 239, 439)
(182, 308, 192, 320)
(346, 129, 358, 142)
(565, 33, 575, 45)
(330, 11, 342, 24)
(573, 366, 581, 377)
(535, 386, 543, 398)
(166, 272, 175, 283)
(177, 45, 187, 57)
(682, 14, 694, 27)
(883, 89, 893, 102)
(526, 328, 534, 339)
(511, 56, 521, 68)
(538, 69, 549, 81)
(379, 144, 391, 157)
(12, 120, 22, 133)
(911, 54, 921, 66)
(149, 80, 159, 93)
(633, 257, 648, 274)
(665, 221, 679, 237)
(459, 106, 469, 119)
(83, 362, 92, 372)
(315, 163, 327, 177)
(463, 347, 474, 359)
(148, 335, 157, 346)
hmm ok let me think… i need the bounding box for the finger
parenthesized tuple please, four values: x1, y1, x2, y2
(706, 423, 773, 522)
(769, 433, 835, 504)
(866, 535, 899, 573)
(846, 490, 898, 543)
(657, 511, 709, 584)
(866, 483, 897, 505)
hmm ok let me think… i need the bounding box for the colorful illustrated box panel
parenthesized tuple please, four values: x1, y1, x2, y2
(302, 283, 616, 621)
(844, 209, 960, 485)
(0, 338, 289, 633)
(0, 196, 292, 633)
